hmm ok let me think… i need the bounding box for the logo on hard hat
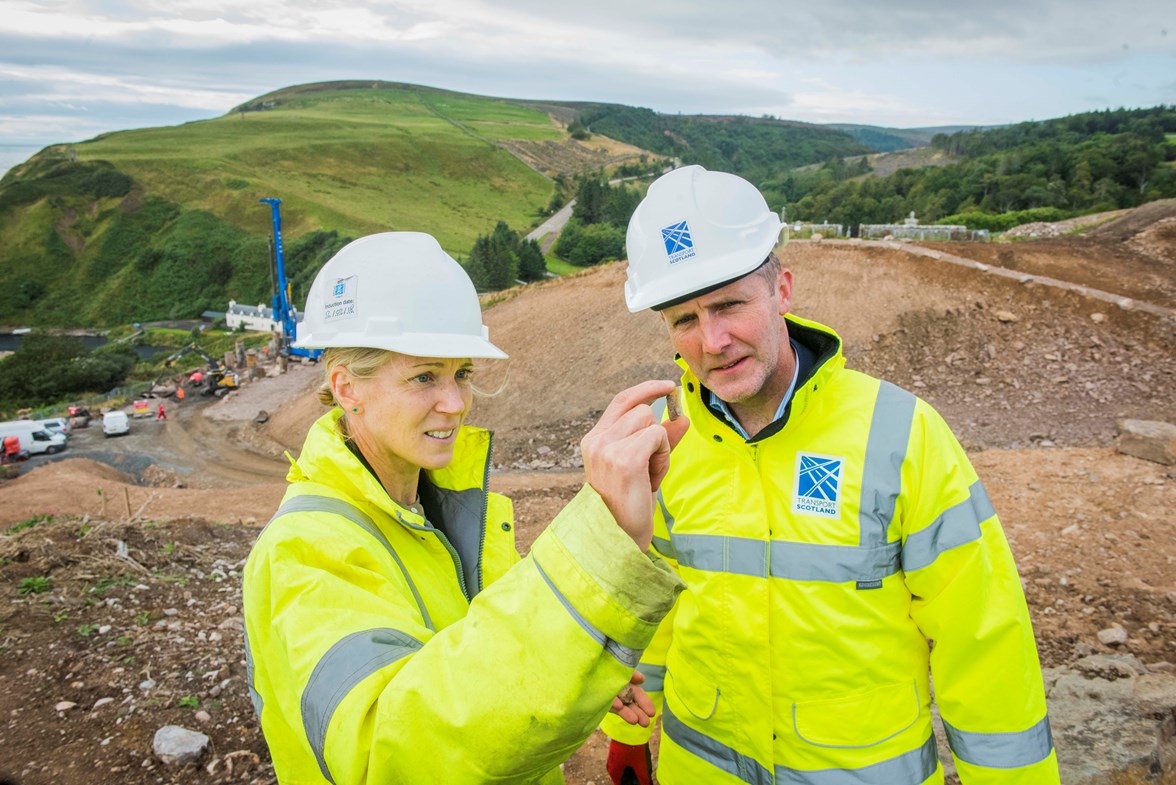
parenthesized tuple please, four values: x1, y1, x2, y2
(323, 276, 358, 323)
(792, 452, 843, 519)
(661, 220, 696, 265)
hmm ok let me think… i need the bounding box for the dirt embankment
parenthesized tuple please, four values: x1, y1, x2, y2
(1, 202, 1175, 785)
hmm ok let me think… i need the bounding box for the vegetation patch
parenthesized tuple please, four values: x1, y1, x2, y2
(778, 107, 1176, 230)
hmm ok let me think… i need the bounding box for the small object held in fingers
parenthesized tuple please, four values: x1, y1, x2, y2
(619, 684, 637, 705)
(664, 390, 682, 421)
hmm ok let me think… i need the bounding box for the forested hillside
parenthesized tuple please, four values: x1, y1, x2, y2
(776, 107, 1176, 228)
(568, 104, 871, 184)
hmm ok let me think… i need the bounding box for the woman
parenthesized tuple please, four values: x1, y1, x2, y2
(243, 232, 686, 785)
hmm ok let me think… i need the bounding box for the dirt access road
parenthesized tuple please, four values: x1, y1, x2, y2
(1, 206, 1175, 784)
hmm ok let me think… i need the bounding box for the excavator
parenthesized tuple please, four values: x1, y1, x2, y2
(153, 342, 240, 397)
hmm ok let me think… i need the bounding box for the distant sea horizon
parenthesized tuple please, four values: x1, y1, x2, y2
(0, 143, 53, 178)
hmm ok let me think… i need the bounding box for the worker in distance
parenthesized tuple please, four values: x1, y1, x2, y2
(242, 231, 687, 784)
(601, 165, 1060, 785)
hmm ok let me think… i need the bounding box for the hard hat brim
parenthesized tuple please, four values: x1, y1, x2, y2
(294, 332, 508, 360)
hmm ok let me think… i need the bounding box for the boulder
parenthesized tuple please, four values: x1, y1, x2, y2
(153, 725, 209, 766)
(1117, 419, 1176, 466)
(1046, 665, 1176, 783)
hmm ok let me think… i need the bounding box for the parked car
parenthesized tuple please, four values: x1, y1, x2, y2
(0, 421, 67, 455)
(102, 411, 130, 437)
(38, 417, 71, 437)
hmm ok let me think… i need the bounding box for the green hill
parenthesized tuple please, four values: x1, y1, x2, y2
(0, 81, 571, 326)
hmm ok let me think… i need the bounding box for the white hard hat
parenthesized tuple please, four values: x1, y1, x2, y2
(295, 232, 508, 359)
(624, 165, 784, 312)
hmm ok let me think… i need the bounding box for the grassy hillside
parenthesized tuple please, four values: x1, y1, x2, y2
(0, 81, 569, 326)
(73, 83, 560, 248)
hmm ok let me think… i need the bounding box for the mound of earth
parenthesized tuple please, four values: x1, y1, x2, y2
(918, 199, 1176, 309)
(1, 454, 284, 526)
(1090, 198, 1176, 243)
(259, 200, 1176, 470)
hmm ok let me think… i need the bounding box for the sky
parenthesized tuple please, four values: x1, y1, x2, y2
(1, 0, 1174, 176)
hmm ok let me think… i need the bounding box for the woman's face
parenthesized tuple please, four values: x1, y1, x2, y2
(350, 354, 475, 475)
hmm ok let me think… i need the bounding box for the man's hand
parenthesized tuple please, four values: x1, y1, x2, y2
(608, 670, 656, 727)
(582, 380, 689, 550)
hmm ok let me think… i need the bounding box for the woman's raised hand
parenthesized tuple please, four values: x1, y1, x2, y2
(581, 381, 690, 550)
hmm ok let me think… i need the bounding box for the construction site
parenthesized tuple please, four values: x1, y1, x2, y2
(0, 204, 1174, 784)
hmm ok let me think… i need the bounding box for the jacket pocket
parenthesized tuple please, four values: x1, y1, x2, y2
(665, 651, 720, 721)
(793, 680, 920, 748)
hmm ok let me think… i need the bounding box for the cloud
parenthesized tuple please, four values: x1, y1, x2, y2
(0, 63, 251, 111)
(494, 0, 1176, 64)
(0, 0, 1171, 172)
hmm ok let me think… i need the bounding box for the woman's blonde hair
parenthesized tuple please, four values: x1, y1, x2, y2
(316, 347, 396, 407)
(316, 348, 509, 408)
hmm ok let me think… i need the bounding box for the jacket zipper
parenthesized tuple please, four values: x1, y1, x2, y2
(394, 512, 470, 602)
(393, 433, 495, 604)
(475, 432, 493, 597)
(435, 529, 470, 602)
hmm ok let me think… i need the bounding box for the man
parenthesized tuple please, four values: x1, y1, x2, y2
(601, 166, 1059, 785)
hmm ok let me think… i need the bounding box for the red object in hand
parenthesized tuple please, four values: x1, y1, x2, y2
(607, 741, 652, 785)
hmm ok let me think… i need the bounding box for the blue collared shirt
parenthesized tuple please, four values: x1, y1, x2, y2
(707, 341, 801, 440)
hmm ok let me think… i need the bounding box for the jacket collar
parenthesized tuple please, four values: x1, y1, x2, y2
(287, 408, 493, 520)
(676, 314, 845, 444)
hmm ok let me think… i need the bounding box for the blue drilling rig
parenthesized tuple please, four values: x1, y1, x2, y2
(260, 197, 322, 360)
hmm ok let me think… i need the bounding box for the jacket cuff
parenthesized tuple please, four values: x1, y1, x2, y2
(600, 702, 659, 744)
(531, 485, 684, 651)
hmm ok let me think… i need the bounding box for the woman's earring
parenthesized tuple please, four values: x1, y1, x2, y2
(352, 407, 359, 413)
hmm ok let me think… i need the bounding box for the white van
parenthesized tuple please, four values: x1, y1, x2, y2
(0, 421, 68, 455)
(102, 410, 130, 437)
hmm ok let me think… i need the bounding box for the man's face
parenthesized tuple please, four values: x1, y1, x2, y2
(659, 266, 793, 407)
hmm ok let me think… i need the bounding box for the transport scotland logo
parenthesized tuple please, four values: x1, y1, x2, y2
(793, 452, 844, 519)
(661, 220, 697, 264)
(323, 275, 358, 323)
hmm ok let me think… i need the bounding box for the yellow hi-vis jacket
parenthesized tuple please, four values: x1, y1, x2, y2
(244, 409, 683, 785)
(601, 315, 1059, 785)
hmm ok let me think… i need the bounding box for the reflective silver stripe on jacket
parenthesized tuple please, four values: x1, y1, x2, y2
(652, 488, 678, 560)
(943, 715, 1054, 769)
(302, 628, 423, 783)
(637, 662, 666, 693)
(534, 560, 643, 668)
(859, 381, 916, 551)
(243, 625, 263, 717)
(663, 701, 939, 785)
(270, 495, 435, 630)
(901, 480, 994, 572)
(671, 533, 902, 583)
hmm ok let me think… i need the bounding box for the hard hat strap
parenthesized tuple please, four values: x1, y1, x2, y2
(651, 256, 773, 312)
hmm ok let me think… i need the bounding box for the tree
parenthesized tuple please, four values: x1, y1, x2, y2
(517, 239, 546, 282)
(0, 333, 139, 410)
(465, 221, 542, 291)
